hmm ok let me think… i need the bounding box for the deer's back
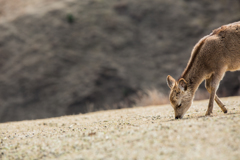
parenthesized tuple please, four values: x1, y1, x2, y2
(199, 21, 240, 72)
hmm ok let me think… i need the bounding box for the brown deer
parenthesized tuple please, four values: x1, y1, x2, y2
(166, 21, 240, 119)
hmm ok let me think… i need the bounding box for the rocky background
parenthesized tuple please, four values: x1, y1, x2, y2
(0, 0, 240, 122)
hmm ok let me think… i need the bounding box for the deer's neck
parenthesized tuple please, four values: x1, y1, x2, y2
(181, 64, 206, 94)
(179, 36, 208, 94)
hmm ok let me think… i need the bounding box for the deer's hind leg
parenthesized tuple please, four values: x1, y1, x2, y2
(215, 95, 227, 113)
(205, 72, 227, 115)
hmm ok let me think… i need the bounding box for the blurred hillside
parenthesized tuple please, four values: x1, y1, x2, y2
(0, 0, 240, 122)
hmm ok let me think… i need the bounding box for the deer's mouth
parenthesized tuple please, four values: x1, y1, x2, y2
(175, 115, 183, 119)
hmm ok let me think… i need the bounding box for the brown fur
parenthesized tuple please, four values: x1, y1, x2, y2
(180, 36, 207, 79)
(167, 21, 240, 119)
(211, 25, 227, 35)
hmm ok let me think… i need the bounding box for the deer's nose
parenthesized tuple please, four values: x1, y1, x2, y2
(175, 116, 181, 119)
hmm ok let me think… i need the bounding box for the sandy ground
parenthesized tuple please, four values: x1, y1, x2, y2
(0, 96, 240, 160)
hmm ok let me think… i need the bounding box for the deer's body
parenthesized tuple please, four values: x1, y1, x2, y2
(167, 21, 240, 119)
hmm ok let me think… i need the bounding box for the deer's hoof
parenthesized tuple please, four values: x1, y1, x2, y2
(222, 105, 228, 113)
(205, 110, 212, 116)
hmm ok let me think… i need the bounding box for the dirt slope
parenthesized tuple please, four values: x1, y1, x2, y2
(0, 96, 240, 159)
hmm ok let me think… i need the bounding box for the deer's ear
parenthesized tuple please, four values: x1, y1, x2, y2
(166, 75, 175, 89)
(178, 78, 187, 91)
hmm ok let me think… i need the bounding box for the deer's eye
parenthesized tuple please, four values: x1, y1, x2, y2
(176, 92, 180, 96)
(177, 104, 181, 108)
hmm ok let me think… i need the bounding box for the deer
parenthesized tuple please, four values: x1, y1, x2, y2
(166, 21, 240, 119)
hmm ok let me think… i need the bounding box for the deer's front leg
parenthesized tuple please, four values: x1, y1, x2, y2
(206, 89, 216, 116)
(205, 73, 223, 116)
(205, 78, 227, 114)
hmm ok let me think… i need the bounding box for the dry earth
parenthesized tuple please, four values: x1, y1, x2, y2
(0, 96, 239, 159)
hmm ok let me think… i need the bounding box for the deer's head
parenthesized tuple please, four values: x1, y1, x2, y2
(166, 75, 194, 119)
